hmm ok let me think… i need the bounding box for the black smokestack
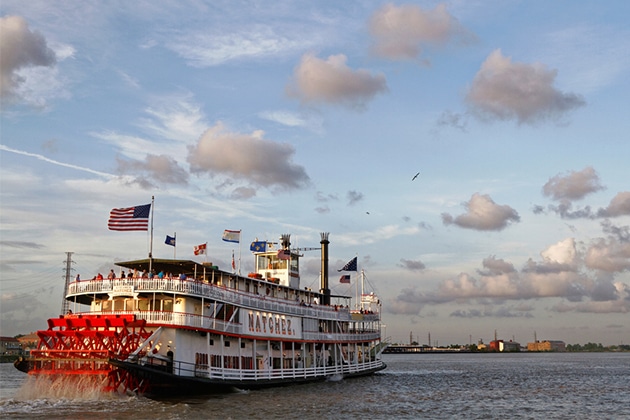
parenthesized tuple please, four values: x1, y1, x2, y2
(320, 232, 330, 305)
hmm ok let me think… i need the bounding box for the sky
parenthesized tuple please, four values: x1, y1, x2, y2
(1, 1, 629, 346)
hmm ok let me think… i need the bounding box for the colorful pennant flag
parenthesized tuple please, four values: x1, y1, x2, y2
(108, 203, 151, 231)
(222, 229, 241, 243)
(194, 243, 207, 255)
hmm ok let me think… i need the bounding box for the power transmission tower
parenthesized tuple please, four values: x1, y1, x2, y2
(61, 252, 74, 315)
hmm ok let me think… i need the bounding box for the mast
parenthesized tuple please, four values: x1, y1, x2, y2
(149, 195, 154, 273)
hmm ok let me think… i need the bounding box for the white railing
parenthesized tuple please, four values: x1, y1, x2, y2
(68, 278, 374, 323)
(149, 357, 385, 382)
(84, 310, 378, 341)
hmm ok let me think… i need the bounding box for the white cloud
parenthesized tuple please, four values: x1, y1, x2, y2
(166, 26, 314, 67)
(286, 53, 387, 109)
(466, 49, 585, 125)
(543, 166, 604, 201)
(0, 15, 57, 106)
(585, 238, 630, 273)
(441, 193, 520, 231)
(187, 121, 310, 191)
(368, 3, 475, 62)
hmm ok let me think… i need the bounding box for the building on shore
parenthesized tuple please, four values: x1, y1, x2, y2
(489, 339, 521, 352)
(527, 340, 566, 352)
(0, 336, 22, 355)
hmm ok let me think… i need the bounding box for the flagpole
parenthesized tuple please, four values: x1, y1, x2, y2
(238, 230, 242, 275)
(149, 195, 155, 273)
(173, 232, 176, 259)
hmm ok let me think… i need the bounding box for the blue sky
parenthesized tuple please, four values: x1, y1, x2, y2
(1, 1, 629, 346)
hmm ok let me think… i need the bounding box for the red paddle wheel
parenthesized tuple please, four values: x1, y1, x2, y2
(18, 314, 153, 394)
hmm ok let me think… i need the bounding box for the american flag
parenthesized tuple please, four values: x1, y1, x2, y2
(108, 204, 151, 231)
(339, 274, 351, 284)
(338, 256, 357, 272)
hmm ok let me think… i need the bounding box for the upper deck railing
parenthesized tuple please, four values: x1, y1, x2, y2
(67, 278, 381, 323)
(71, 309, 380, 342)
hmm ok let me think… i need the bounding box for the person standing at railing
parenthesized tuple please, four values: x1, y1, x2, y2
(107, 269, 115, 280)
(167, 348, 174, 373)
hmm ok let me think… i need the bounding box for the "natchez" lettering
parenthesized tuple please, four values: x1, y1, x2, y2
(248, 312, 293, 336)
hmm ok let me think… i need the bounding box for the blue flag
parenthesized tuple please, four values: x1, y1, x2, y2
(165, 235, 176, 247)
(250, 241, 267, 252)
(338, 256, 357, 272)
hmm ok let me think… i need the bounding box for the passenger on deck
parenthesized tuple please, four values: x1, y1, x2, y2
(75, 274, 81, 282)
(158, 270, 164, 279)
(107, 269, 116, 279)
(96, 273, 103, 280)
(120, 270, 126, 279)
(141, 269, 148, 278)
(179, 273, 187, 280)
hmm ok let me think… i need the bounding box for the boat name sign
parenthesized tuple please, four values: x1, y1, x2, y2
(245, 311, 302, 339)
(109, 285, 137, 298)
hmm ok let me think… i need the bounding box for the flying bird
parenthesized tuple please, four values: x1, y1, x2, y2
(412, 172, 420, 181)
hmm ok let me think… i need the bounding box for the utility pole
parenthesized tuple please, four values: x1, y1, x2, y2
(61, 252, 74, 315)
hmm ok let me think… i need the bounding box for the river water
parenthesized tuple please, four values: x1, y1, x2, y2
(1, 352, 629, 419)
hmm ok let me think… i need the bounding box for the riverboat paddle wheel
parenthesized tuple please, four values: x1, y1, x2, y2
(15, 314, 152, 394)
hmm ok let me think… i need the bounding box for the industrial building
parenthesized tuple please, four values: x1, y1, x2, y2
(527, 340, 566, 352)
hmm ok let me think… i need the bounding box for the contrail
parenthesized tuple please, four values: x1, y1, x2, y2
(0, 144, 116, 179)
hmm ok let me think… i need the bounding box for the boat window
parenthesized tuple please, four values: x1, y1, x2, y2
(102, 300, 112, 312)
(137, 299, 150, 311)
(256, 255, 268, 270)
(163, 299, 173, 312)
(290, 255, 298, 272)
(125, 298, 135, 311)
(113, 299, 125, 311)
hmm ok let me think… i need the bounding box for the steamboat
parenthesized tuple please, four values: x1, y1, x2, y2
(15, 233, 387, 397)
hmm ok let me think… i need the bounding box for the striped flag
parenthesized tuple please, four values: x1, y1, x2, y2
(108, 204, 151, 231)
(222, 229, 241, 243)
(338, 256, 357, 272)
(340, 274, 351, 284)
